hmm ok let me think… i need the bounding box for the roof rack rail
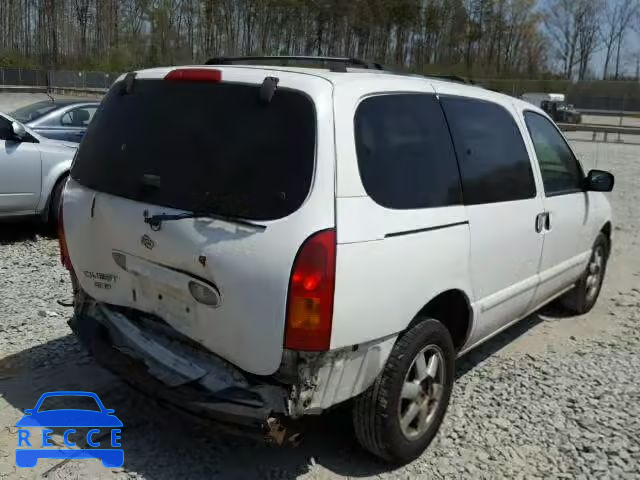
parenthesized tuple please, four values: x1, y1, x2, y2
(424, 74, 473, 85)
(204, 56, 385, 73)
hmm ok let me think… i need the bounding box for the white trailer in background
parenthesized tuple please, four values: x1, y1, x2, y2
(521, 92, 565, 107)
(521, 92, 582, 123)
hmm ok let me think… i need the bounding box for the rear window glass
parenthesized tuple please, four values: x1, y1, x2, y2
(71, 78, 316, 220)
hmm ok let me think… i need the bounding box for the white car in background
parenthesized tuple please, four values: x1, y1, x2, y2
(0, 112, 76, 227)
(61, 57, 614, 464)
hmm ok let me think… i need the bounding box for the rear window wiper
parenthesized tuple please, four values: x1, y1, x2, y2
(143, 210, 267, 232)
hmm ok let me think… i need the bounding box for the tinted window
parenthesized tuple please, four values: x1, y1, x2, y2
(524, 111, 583, 195)
(441, 97, 536, 204)
(72, 79, 316, 220)
(354, 94, 462, 209)
(0, 115, 12, 140)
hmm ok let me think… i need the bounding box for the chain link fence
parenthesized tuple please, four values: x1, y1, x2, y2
(0, 68, 48, 87)
(0, 67, 116, 90)
(476, 78, 640, 113)
(2, 67, 640, 112)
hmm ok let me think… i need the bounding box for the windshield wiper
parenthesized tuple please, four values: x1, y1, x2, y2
(143, 210, 267, 232)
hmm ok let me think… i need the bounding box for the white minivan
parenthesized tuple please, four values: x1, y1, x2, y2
(61, 57, 614, 463)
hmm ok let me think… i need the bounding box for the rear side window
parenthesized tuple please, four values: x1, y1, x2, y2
(524, 111, 583, 195)
(354, 94, 462, 209)
(61, 106, 97, 127)
(441, 96, 536, 205)
(71, 79, 316, 221)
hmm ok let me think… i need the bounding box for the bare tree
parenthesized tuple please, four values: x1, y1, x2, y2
(74, 0, 91, 58)
(576, 0, 601, 80)
(601, 0, 638, 79)
(0, 0, 551, 78)
(544, 0, 602, 80)
(544, 0, 579, 79)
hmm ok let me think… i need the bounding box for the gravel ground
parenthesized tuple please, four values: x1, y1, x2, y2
(1, 95, 639, 479)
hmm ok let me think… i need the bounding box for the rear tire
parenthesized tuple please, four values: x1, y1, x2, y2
(559, 233, 609, 314)
(48, 175, 67, 230)
(352, 318, 455, 464)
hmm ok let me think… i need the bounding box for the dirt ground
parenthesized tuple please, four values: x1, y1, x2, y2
(0, 94, 639, 479)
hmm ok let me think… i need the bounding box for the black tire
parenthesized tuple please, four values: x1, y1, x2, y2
(48, 175, 67, 230)
(352, 318, 455, 464)
(559, 233, 609, 314)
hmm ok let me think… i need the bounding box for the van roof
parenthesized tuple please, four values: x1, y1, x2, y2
(125, 64, 517, 107)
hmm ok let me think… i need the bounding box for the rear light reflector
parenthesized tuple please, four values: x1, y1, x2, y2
(164, 69, 222, 83)
(285, 229, 336, 351)
(188, 281, 222, 307)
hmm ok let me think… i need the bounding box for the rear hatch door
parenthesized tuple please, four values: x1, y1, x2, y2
(64, 67, 335, 375)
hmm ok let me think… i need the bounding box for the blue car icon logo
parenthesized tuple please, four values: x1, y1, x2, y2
(15, 391, 123, 468)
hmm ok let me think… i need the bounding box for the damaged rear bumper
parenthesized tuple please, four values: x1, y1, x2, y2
(69, 290, 397, 443)
(69, 300, 295, 443)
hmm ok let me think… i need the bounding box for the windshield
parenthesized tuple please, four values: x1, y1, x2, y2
(9, 101, 59, 123)
(38, 395, 101, 412)
(71, 78, 316, 220)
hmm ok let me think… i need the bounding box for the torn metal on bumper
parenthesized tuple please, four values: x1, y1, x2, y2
(69, 300, 295, 443)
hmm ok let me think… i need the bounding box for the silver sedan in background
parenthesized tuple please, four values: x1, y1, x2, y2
(0, 111, 76, 227)
(9, 99, 100, 143)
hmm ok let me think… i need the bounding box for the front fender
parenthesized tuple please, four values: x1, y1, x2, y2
(588, 192, 613, 244)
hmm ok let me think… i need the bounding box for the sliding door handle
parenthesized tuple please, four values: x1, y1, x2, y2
(535, 212, 546, 233)
(535, 212, 551, 233)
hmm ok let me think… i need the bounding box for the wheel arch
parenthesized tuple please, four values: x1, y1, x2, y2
(408, 289, 474, 352)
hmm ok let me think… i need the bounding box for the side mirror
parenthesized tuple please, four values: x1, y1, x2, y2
(23, 409, 34, 415)
(11, 121, 26, 140)
(584, 169, 614, 192)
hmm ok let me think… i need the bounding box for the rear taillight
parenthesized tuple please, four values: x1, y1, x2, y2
(57, 198, 72, 271)
(285, 229, 336, 351)
(164, 68, 222, 82)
